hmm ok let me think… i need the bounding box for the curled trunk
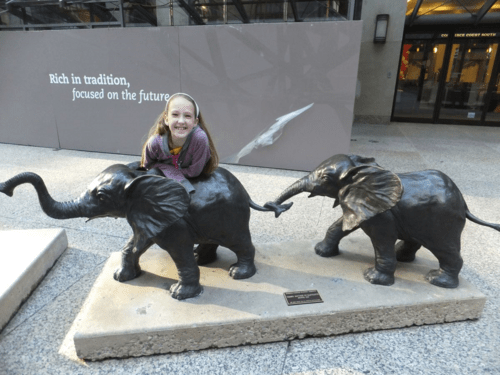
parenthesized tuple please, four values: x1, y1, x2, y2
(0, 172, 83, 219)
(264, 175, 312, 218)
(273, 175, 312, 204)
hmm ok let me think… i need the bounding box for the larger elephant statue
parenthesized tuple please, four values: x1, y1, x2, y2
(0, 164, 291, 300)
(265, 154, 500, 288)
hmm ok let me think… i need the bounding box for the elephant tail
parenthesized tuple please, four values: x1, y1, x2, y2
(249, 199, 293, 218)
(466, 209, 500, 232)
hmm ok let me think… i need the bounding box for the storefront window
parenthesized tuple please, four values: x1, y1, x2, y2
(393, 32, 500, 125)
(439, 40, 498, 122)
(485, 65, 500, 122)
(393, 41, 447, 120)
(396, 0, 500, 125)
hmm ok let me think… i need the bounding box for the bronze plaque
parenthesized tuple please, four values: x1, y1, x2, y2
(284, 290, 323, 306)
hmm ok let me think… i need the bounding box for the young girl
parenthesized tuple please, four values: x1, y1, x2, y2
(140, 93, 219, 192)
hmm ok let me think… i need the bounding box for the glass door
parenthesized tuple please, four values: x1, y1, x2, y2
(393, 41, 447, 120)
(485, 56, 500, 123)
(438, 40, 499, 123)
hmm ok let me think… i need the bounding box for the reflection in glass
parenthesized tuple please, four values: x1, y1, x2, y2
(124, 0, 158, 26)
(0, 2, 123, 30)
(405, 0, 493, 17)
(485, 67, 500, 122)
(1, 0, 350, 29)
(291, 0, 348, 21)
(194, 0, 225, 24)
(241, 0, 285, 23)
(439, 41, 498, 121)
(393, 42, 446, 119)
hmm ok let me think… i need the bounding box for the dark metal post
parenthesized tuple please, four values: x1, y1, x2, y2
(22, 7, 27, 31)
(289, 0, 301, 22)
(432, 33, 454, 122)
(233, 0, 249, 23)
(474, 0, 497, 26)
(119, 0, 125, 27)
(408, 0, 423, 27)
(481, 43, 500, 123)
(170, 0, 173, 25)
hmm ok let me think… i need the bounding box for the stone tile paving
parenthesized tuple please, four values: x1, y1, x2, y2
(1, 122, 499, 374)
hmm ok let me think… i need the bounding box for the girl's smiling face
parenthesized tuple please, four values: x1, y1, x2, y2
(165, 96, 198, 145)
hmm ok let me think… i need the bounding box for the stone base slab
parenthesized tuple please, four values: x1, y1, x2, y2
(0, 228, 68, 331)
(73, 236, 486, 360)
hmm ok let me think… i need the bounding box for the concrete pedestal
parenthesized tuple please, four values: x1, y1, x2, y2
(0, 228, 68, 331)
(73, 236, 486, 361)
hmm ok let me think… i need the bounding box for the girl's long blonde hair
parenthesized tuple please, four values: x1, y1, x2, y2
(140, 94, 219, 175)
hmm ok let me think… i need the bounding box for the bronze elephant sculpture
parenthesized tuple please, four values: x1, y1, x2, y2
(0, 164, 290, 300)
(266, 154, 500, 288)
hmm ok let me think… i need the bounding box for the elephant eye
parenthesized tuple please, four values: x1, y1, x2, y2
(96, 191, 106, 201)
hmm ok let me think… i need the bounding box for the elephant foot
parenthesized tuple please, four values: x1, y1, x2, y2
(363, 267, 395, 286)
(426, 269, 459, 288)
(229, 262, 256, 279)
(169, 282, 203, 300)
(314, 240, 340, 257)
(113, 265, 141, 282)
(194, 244, 218, 265)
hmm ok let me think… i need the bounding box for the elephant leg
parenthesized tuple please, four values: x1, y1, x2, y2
(425, 242, 463, 288)
(167, 245, 203, 300)
(395, 240, 422, 262)
(194, 243, 219, 265)
(315, 217, 356, 257)
(227, 240, 257, 280)
(114, 235, 153, 282)
(361, 216, 398, 286)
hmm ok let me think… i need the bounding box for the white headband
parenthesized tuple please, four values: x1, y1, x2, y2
(165, 93, 199, 118)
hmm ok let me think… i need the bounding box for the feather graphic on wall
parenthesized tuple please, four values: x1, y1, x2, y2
(223, 103, 314, 164)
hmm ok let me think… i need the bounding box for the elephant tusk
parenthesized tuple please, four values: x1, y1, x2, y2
(85, 214, 120, 223)
(85, 215, 105, 222)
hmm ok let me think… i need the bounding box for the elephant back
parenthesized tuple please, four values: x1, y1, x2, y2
(392, 170, 467, 245)
(397, 170, 465, 210)
(189, 167, 250, 214)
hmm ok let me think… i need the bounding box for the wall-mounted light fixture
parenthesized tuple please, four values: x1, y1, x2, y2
(374, 14, 389, 43)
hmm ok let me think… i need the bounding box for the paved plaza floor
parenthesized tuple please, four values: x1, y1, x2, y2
(0, 122, 499, 374)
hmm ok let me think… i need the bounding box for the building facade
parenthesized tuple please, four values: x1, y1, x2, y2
(1, 0, 499, 142)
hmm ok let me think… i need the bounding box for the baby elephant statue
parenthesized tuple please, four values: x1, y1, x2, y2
(265, 154, 500, 288)
(0, 164, 291, 300)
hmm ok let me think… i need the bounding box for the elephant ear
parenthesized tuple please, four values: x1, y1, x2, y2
(338, 166, 403, 231)
(347, 154, 382, 168)
(124, 175, 190, 238)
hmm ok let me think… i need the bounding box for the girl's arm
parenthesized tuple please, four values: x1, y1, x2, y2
(180, 129, 211, 178)
(143, 135, 163, 169)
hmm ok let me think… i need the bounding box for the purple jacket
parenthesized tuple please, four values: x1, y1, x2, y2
(144, 126, 211, 192)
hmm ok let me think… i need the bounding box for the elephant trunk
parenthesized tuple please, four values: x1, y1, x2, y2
(0, 172, 84, 219)
(273, 175, 312, 204)
(264, 175, 312, 218)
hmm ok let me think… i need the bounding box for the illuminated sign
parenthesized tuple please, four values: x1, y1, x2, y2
(441, 32, 499, 38)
